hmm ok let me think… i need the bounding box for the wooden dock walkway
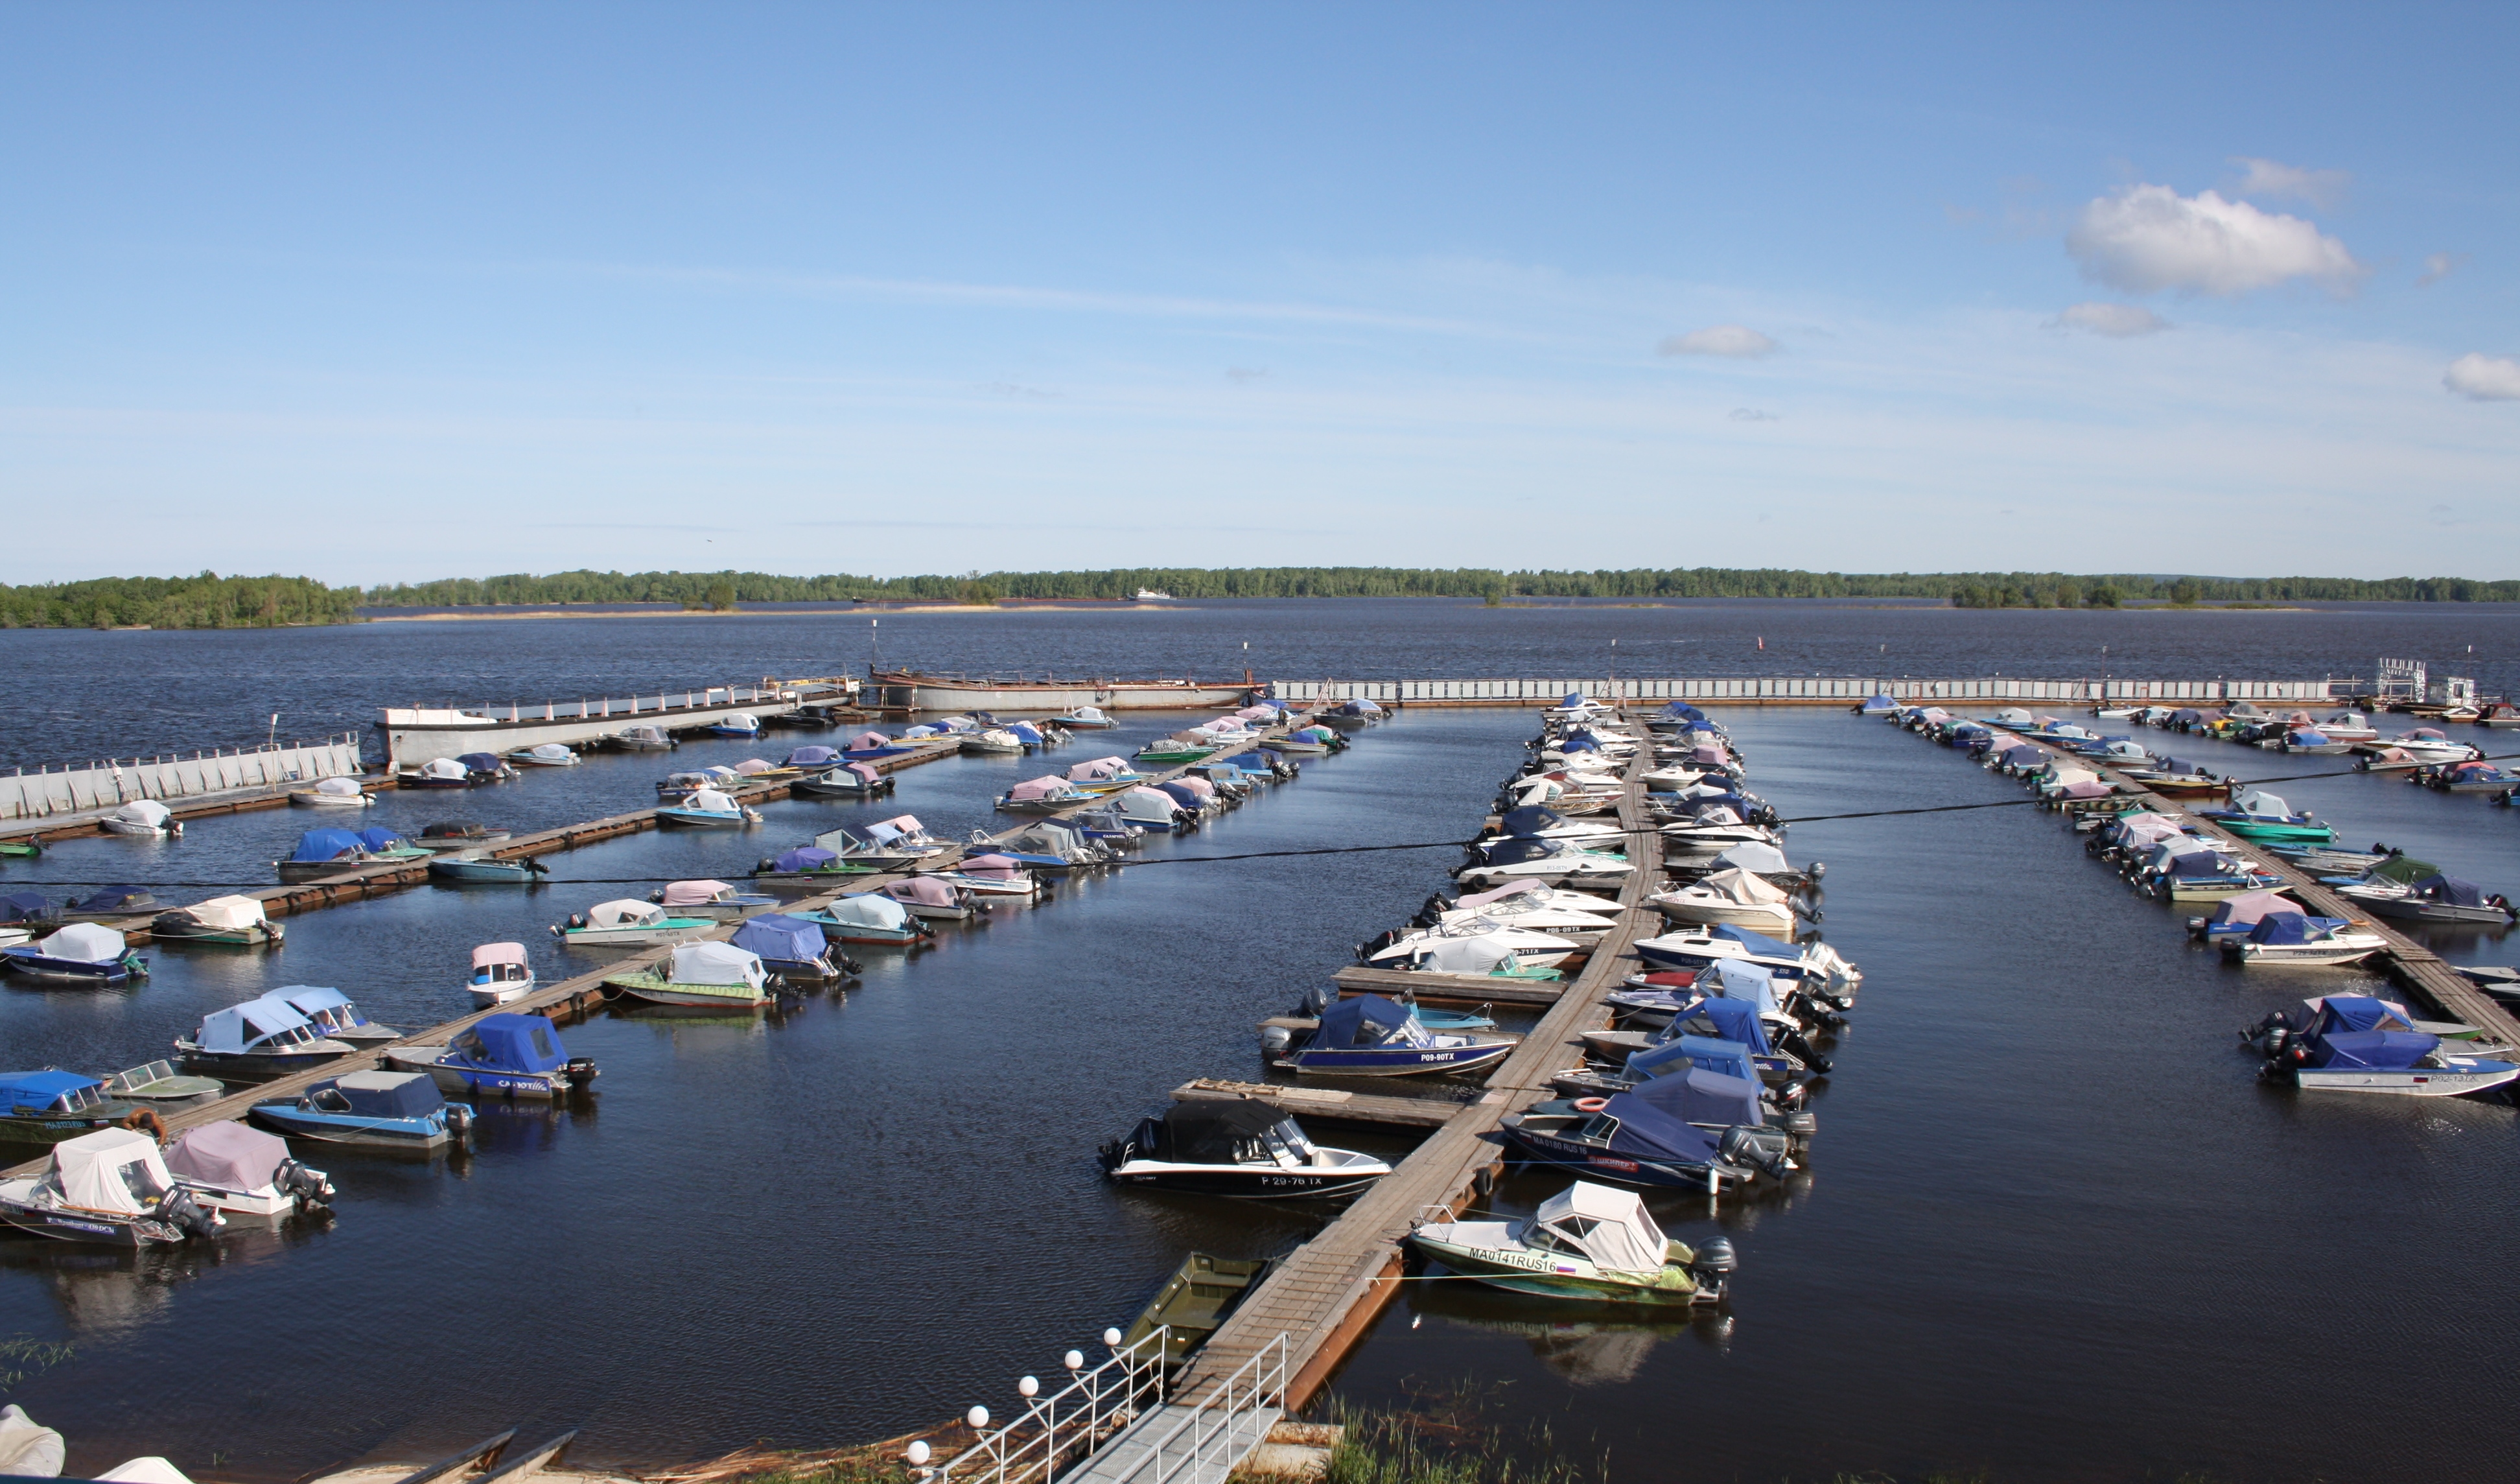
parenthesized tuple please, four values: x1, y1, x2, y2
(1327, 965, 1567, 1009)
(1169, 736, 1658, 1411)
(1169, 1079, 1467, 1133)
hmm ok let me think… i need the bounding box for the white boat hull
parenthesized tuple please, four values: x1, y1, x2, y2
(2295, 1063, 2520, 1095)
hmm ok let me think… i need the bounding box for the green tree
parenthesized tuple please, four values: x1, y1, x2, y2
(2086, 584, 2122, 607)
(2168, 580, 2202, 606)
(705, 581, 738, 611)
(960, 582, 1002, 606)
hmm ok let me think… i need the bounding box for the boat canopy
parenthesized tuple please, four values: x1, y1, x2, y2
(2305, 1030, 2438, 1070)
(526, 743, 576, 761)
(585, 900, 667, 929)
(73, 885, 154, 913)
(415, 757, 469, 781)
(164, 1120, 288, 1192)
(2057, 781, 2115, 799)
(1595, 1090, 1722, 1164)
(2287, 730, 2331, 746)
(1710, 843, 1792, 875)
(0, 1070, 97, 1112)
(1996, 745, 2046, 767)
(1634, 1066, 1766, 1129)
(881, 876, 961, 907)
(2411, 875, 2487, 906)
(36, 923, 126, 963)
(844, 762, 881, 784)
(1498, 806, 1569, 837)
(785, 746, 839, 768)
(2113, 813, 2186, 845)
(472, 941, 530, 969)
(325, 1070, 443, 1118)
(1009, 723, 1045, 744)
(902, 725, 939, 739)
(0, 890, 51, 923)
(2246, 912, 2350, 945)
(112, 800, 172, 827)
(354, 827, 405, 851)
(1170, 775, 1217, 800)
(1068, 757, 1132, 781)
(1315, 995, 1411, 1048)
(1144, 1100, 1293, 1162)
(181, 896, 268, 931)
(2303, 996, 2417, 1035)
(1694, 868, 1790, 907)
(419, 821, 487, 838)
(268, 987, 351, 1022)
(684, 789, 739, 814)
(48, 1127, 172, 1214)
(1661, 702, 1709, 721)
(732, 913, 828, 963)
(660, 879, 736, 906)
(732, 759, 776, 775)
(1157, 782, 1205, 810)
(1009, 776, 1076, 802)
(819, 895, 911, 931)
(668, 941, 767, 987)
(959, 853, 1024, 874)
(196, 998, 314, 1054)
(1531, 1182, 1668, 1274)
(1858, 694, 1896, 713)
(2204, 890, 2298, 927)
(773, 846, 838, 873)
(1631, 1033, 1758, 1083)
(2232, 790, 2294, 818)
(1068, 705, 1112, 722)
(620, 725, 671, 742)
(456, 753, 503, 772)
(867, 815, 928, 840)
(1416, 933, 1519, 974)
(848, 731, 892, 749)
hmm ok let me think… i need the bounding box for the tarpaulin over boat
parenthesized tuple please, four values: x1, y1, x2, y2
(1597, 1090, 1722, 1164)
(1695, 869, 1789, 907)
(164, 1120, 288, 1192)
(1417, 933, 1519, 974)
(112, 801, 172, 827)
(774, 847, 839, 873)
(37, 923, 126, 962)
(1314, 995, 1410, 1048)
(732, 759, 775, 775)
(1069, 757, 1132, 780)
(73, 886, 154, 913)
(325, 1070, 443, 1118)
(1008, 777, 1074, 801)
(660, 880, 734, 906)
(1630, 1033, 1758, 1083)
(818, 895, 911, 931)
(355, 827, 405, 851)
(1, 890, 52, 923)
(1661, 703, 1708, 721)
(314, 776, 365, 797)
(2232, 790, 2295, 818)
(0, 1070, 95, 1110)
(1711, 843, 1792, 875)
(881, 876, 961, 907)
(2287, 730, 2331, 747)
(2204, 890, 2298, 927)
(2246, 913, 2351, 945)
(50, 1128, 170, 1214)
(1633, 1066, 1766, 1129)
(2410, 875, 2487, 906)
(2303, 995, 2418, 1035)
(1145, 1100, 1289, 1162)
(585, 900, 666, 928)
(1157, 783, 1205, 810)
(668, 941, 766, 987)
(290, 829, 366, 863)
(456, 753, 504, 773)
(1659, 992, 1770, 1053)
(2364, 856, 2438, 884)
(196, 998, 312, 1054)
(1455, 880, 1545, 910)
(844, 762, 881, 783)
(848, 732, 893, 750)
(684, 789, 739, 814)
(2304, 1030, 2436, 1070)
(732, 913, 828, 963)
(959, 854, 1025, 875)
(784, 746, 839, 768)
(528, 744, 576, 761)
(1169, 775, 1217, 800)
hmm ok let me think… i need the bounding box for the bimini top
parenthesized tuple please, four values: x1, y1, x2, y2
(0, 1069, 100, 1111)
(1143, 1100, 1294, 1162)
(1314, 994, 1412, 1048)
(584, 900, 667, 929)
(819, 895, 911, 931)
(2302, 995, 2417, 1035)
(471, 941, 530, 969)
(47, 1127, 172, 1215)
(291, 828, 367, 862)
(773, 847, 839, 873)
(2204, 890, 2298, 927)
(1530, 1181, 1668, 1274)
(178, 896, 268, 931)
(163, 1120, 289, 1192)
(321, 1070, 444, 1119)
(668, 941, 765, 988)
(659, 879, 735, 907)
(731, 913, 828, 963)
(785, 746, 839, 768)
(30, 923, 127, 962)
(2410, 875, 2488, 906)
(196, 998, 316, 1054)
(451, 1013, 569, 1073)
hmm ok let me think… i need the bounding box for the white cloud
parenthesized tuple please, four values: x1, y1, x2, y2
(2444, 353, 2520, 401)
(2050, 302, 2171, 338)
(1659, 325, 1778, 358)
(2229, 156, 2350, 209)
(2066, 185, 2362, 296)
(2418, 252, 2466, 287)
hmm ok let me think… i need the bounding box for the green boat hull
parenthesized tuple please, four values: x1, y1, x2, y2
(2214, 819, 2337, 843)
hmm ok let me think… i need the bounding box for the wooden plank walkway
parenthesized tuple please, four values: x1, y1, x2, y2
(1171, 730, 1658, 1411)
(1169, 1079, 1466, 1132)
(1327, 965, 1565, 1009)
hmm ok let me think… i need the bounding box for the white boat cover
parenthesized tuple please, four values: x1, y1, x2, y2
(1712, 843, 1793, 875)
(1068, 707, 1110, 722)
(2235, 790, 2291, 817)
(733, 759, 775, 774)
(1455, 880, 1546, 910)
(197, 998, 313, 1054)
(669, 941, 766, 987)
(1534, 1181, 1668, 1274)
(723, 714, 760, 729)
(113, 800, 172, 827)
(182, 895, 267, 931)
(49, 1127, 170, 1215)
(586, 899, 667, 929)
(1694, 868, 1790, 906)
(314, 777, 364, 797)
(820, 895, 911, 931)
(38, 923, 127, 962)
(163, 1120, 288, 1192)
(684, 789, 740, 813)
(96, 1458, 197, 1484)
(472, 941, 529, 968)
(530, 743, 577, 760)
(417, 757, 469, 781)
(1418, 932, 1518, 974)
(1991, 707, 2033, 725)
(659, 880, 734, 907)
(619, 725, 671, 742)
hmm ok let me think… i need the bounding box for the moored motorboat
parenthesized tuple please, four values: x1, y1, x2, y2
(398, 757, 478, 790)
(554, 899, 716, 949)
(2197, 790, 2336, 845)
(0, 1070, 143, 1145)
(2, 923, 150, 985)
(0, 1128, 225, 1245)
(251, 1071, 472, 1149)
(997, 775, 1090, 812)
(266, 986, 402, 1047)
(730, 913, 855, 982)
(2221, 912, 2388, 966)
(386, 1013, 597, 1100)
(1054, 705, 1119, 729)
(652, 879, 780, 921)
(656, 787, 760, 827)
(1262, 994, 1518, 1078)
(415, 821, 511, 851)
(880, 875, 975, 921)
(1407, 1181, 1736, 1306)
(275, 827, 375, 882)
(612, 724, 678, 751)
(2259, 1026, 2520, 1096)
(163, 1121, 333, 1218)
(99, 1061, 225, 1105)
(466, 941, 537, 1006)
(2351, 874, 2517, 926)
(1100, 1101, 1393, 1198)
(176, 998, 356, 1080)
(923, 854, 1040, 899)
(601, 941, 776, 1009)
(708, 713, 763, 738)
(150, 894, 284, 946)
(508, 742, 581, 767)
(99, 800, 181, 838)
(428, 854, 548, 885)
(796, 893, 935, 947)
(791, 761, 894, 798)
(750, 845, 883, 888)
(1493, 1070, 1793, 1192)
(289, 775, 377, 808)
(1648, 869, 1801, 935)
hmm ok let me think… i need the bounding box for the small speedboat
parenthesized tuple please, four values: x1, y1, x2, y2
(602, 941, 776, 1009)
(467, 941, 537, 1006)
(2222, 912, 2388, 966)
(266, 985, 402, 1047)
(924, 855, 1040, 899)
(997, 775, 1090, 812)
(1100, 1101, 1393, 1198)
(276, 826, 377, 882)
(99, 800, 181, 838)
(416, 820, 511, 851)
(2352, 875, 2518, 926)
(2364, 730, 2479, 766)
(791, 762, 894, 799)
(150, 894, 284, 946)
(1054, 705, 1119, 729)
(750, 845, 882, 888)
(1262, 994, 1518, 1078)
(398, 757, 478, 789)
(252, 1071, 472, 1149)
(0, 1128, 226, 1246)
(288, 776, 376, 808)
(428, 854, 548, 885)
(176, 997, 356, 1080)
(708, 713, 763, 738)
(388, 1013, 597, 1100)
(1493, 1074, 1793, 1192)
(1648, 869, 1801, 935)
(508, 742, 581, 767)
(99, 1060, 224, 1105)
(656, 787, 760, 827)
(2260, 1027, 2520, 1096)
(2197, 790, 2335, 845)
(1633, 923, 1861, 997)
(612, 724, 678, 751)
(2, 923, 150, 985)
(163, 1121, 334, 1219)
(797, 893, 935, 947)
(1454, 838, 1635, 889)
(1407, 1181, 1736, 1306)
(0, 1070, 144, 1144)
(554, 899, 716, 949)
(730, 913, 855, 982)
(653, 879, 780, 921)
(880, 875, 975, 921)
(961, 729, 1028, 755)
(2424, 760, 2520, 794)
(1359, 919, 1580, 972)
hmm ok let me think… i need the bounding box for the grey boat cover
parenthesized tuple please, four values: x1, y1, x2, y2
(164, 1120, 288, 1191)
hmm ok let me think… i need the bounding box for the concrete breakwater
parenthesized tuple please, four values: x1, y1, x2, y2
(0, 738, 364, 824)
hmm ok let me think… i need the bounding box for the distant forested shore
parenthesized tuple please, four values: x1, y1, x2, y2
(4, 566, 2515, 629)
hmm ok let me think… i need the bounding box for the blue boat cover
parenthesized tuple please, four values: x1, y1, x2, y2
(1314, 995, 1410, 1048)
(0, 890, 51, 922)
(1223, 751, 1270, 770)
(290, 828, 367, 863)
(1561, 692, 1585, 707)
(354, 827, 405, 851)
(1659, 995, 1773, 1054)
(774, 846, 839, 873)
(1662, 702, 1710, 720)
(456, 752, 503, 771)
(455, 1013, 570, 1072)
(1009, 723, 1044, 742)
(1631, 1033, 1758, 1082)
(321, 1074, 443, 1118)
(2155, 757, 2199, 775)
(1498, 806, 1568, 837)
(73, 886, 150, 913)
(1709, 923, 1798, 959)
(1559, 735, 1601, 753)
(1157, 782, 1203, 809)
(1631, 1066, 1765, 1129)
(2305, 996, 2414, 1035)
(2307, 1030, 2438, 1070)
(732, 913, 830, 963)
(0, 1069, 98, 1109)
(2412, 875, 2487, 907)
(2248, 913, 2350, 945)
(1597, 1090, 1722, 1164)
(785, 746, 839, 768)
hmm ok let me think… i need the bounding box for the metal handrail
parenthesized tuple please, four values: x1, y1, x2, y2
(936, 1328, 1173, 1484)
(1080, 1333, 1290, 1484)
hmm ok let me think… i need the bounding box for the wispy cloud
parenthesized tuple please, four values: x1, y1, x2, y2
(2418, 252, 2467, 287)
(1659, 325, 1779, 358)
(2228, 156, 2351, 210)
(2048, 302, 2171, 337)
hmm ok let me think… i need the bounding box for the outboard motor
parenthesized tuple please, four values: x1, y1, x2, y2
(1777, 1028, 1832, 1074)
(1769, 1109, 1819, 1151)
(1355, 928, 1405, 964)
(2241, 1011, 2298, 1058)
(565, 1057, 601, 1090)
(758, 857, 778, 873)
(1295, 985, 1331, 1019)
(274, 1157, 334, 1210)
(839, 954, 867, 977)
(1259, 1024, 1294, 1055)
(155, 1186, 224, 1240)
(1684, 1235, 1738, 1297)
(445, 1103, 476, 1140)
(1718, 1124, 1795, 1179)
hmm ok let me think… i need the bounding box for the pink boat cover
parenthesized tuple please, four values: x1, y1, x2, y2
(2059, 781, 2115, 798)
(1069, 757, 1131, 780)
(1007, 777, 1072, 801)
(1170, 775, 1217, 799)
(849, 731, 892, 749)
(845, 762, 881, 783)
(1690, 746, 1728, 766)
(882, 877, 961, 906)
(870, 814, 924, 835)
(1235, 706, 1276, 720)
(471, 941, 529, 968)
(660, 880, 733, 906)
(733, 759, 775, 774)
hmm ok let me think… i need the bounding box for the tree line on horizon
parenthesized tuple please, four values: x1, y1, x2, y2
(1, 566, 2514, 628)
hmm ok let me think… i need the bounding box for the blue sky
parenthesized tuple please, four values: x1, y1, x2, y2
(5, 4, 2515, 583)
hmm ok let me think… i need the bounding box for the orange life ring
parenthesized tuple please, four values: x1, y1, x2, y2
(1572, 1097, 1610, 1114)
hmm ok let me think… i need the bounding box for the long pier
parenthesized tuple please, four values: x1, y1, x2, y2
(1274, 675, 2361, 707)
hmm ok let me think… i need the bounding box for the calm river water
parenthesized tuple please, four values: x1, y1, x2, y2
(2, 602, 2516, 1483)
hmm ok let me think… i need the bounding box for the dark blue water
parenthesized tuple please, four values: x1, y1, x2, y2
(2, 607, 2516, 1483)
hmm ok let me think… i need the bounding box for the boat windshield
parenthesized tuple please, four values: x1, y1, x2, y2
(1270, 1119, 1317, 1160)
(119, 1157, 169, 1205)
